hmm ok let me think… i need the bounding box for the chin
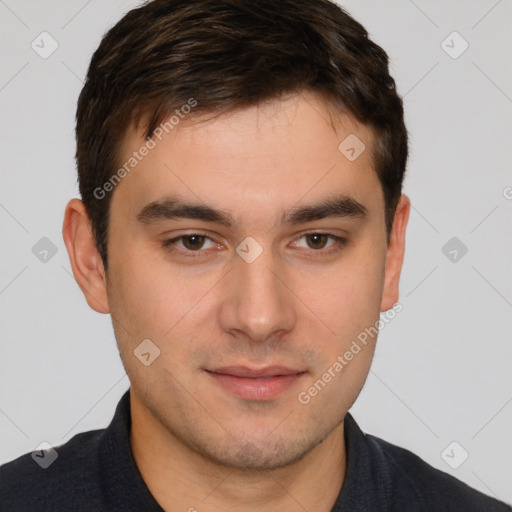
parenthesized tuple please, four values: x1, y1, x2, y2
(187, 425, 325, 471)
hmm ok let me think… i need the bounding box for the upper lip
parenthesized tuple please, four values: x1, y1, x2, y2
(206, 366, 305, 378)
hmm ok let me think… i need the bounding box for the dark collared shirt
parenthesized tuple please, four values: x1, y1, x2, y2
(1, 388, 510, 511)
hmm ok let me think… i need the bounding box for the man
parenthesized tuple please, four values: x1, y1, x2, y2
(1, 0, 510, 510)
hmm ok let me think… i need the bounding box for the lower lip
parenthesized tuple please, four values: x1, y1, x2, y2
(206, 371, 306, 401)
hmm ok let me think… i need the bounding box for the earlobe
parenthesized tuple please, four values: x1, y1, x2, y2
(62, 198, 110, 314)
(380, 194, 410, 312)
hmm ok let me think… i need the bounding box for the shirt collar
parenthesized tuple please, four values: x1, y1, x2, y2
(99, 389, 164, 510)
(99, 388, 390, 511)
(331, 412, 392, 511)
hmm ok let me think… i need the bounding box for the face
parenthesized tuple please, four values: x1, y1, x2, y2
(71, 92, 408, 471)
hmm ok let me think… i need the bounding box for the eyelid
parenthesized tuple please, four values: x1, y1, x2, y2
(161, 230, 218, 250)
(288, 232, 347, 251)
(161, 230, 347, 258)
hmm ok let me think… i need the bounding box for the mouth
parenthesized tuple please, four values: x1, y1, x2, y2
(205, 365, 307, 401)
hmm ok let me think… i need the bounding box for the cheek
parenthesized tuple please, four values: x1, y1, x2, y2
(299, 247, 386, 345)
(296, 258, 384, 410)
(106, 242, 218, 342)
(107, 226, 386, 357)
(105, 250, 208, 390)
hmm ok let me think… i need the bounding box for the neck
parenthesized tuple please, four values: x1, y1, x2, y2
(130, 393, 346, 512)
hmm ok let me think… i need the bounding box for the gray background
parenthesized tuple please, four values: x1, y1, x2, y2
(1, 0, 511, 504)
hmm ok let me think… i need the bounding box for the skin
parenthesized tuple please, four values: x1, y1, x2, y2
(63, 91, 410, 512)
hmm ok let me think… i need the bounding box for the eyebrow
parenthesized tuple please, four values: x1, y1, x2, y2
(136, 194, 368, 227)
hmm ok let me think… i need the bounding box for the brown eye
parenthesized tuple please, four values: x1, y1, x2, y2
(181, 234, 206, 250)
(305, 233, 329, 250)
(290, 233, 347, 255)
(161, 233, 217, 254)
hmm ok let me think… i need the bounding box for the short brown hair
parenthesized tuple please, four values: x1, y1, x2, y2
(76, 0, 408, 270)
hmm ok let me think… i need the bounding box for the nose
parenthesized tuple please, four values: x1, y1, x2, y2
(218, 248, 297, 344)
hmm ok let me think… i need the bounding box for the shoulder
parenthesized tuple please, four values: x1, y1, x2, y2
(0, 428, 106, 511)
(367, 433, 512, 511)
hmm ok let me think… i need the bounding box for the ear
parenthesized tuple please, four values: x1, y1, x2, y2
(380, 194, 410, 312)
(62, 198, 109, 314)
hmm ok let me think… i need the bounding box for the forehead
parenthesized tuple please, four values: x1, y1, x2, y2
(112, 92, 382, 224)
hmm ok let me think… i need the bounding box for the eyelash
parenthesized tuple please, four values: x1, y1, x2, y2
(161, 231, 347, 258)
